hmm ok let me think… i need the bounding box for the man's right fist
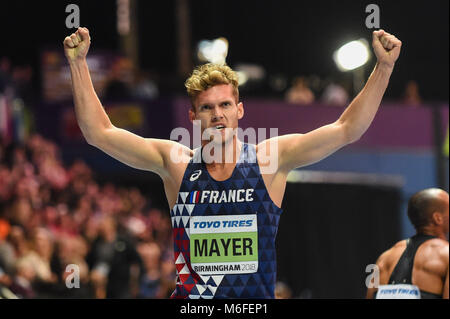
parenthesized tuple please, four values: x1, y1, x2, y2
(63, 27, 91, 62)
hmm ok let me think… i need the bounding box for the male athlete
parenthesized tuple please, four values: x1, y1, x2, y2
(64, 27, 401, 298)
(367, 189, 449, 299)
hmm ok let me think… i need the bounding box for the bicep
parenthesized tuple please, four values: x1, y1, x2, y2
(92, 126, 187, 175)
(276, 121, 349, 172)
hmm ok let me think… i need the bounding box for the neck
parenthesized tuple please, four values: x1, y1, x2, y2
(202, 136, 242, 168)
(417, 227, 447, 241)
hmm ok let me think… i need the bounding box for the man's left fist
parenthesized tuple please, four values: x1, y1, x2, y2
(372, 29, 402, 69)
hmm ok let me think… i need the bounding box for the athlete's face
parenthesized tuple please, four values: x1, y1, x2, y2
(189, 84, 244, 145)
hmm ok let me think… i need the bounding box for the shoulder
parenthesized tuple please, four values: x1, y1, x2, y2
(159, 139, 193, 157)
(414, 238, 448, 279)
(377, 240, 407, 268)
(420, 238, 448, 251)
(424, 238, 449, 248)
(159, 141, 193, 171)
(421, 238, 449, 261)
(393, 239, 408, 249)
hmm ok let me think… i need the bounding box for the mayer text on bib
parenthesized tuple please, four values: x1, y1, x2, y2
(190, 214, 258, 275)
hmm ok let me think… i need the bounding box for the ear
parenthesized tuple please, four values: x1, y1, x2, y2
(432, 212, 443, 225)
(237, 102, 244, 120)
(189, 107, 196, 123)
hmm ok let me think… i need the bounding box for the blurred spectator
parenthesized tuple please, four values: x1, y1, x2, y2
(137, 241, 163, 298)
(9, 257, 36, 298)
(159, 253, 176, 297)
(12, 65, 36, 106)
(29, 227, 56, 282)
(0, 264, 14, 298)
(147, 208, 172, 249)
(0, 219, 13, 285)
(285, 76, 315, 105)
(86, 215, 143, 299)
(321, 81, 350, 106)
(8, 225, 30, 262)
(403, 80, 422, 106)
(104, 57, 134, 100)
(47, 235, 93, 298)
(1, 58, 35, 146)
(7, 197, 34, 229)
(133, 71, 159, 100)
(275, 281, 292, 299)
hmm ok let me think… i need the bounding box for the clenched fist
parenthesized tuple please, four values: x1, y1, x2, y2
(372, 30, 402, 69)
(63, 27, 91, 62)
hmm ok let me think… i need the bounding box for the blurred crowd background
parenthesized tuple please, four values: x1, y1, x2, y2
(0, 132, 175, 298)
(0, 0, 448, 299)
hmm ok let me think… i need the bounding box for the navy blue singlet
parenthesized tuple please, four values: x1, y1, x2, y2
(170, 143, 283, 299)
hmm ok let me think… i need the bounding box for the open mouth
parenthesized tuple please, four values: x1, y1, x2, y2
(214, 125, 225, 130)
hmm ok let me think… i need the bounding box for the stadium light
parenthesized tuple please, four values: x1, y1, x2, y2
(197, 37, 229, 65)
(333, 39, 371, 96)
(333, 39, 370, 72)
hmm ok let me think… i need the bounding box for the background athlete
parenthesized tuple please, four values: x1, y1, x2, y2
(64, 27, 402, 298)
(366, 188, 449, 299)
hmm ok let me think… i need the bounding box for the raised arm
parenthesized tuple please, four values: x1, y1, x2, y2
(63, 27, 187, 176)
(274, 30, 402, 172)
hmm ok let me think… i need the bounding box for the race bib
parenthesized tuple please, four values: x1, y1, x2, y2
(190, 214, 258, 275)
(376, 284, 421, 299)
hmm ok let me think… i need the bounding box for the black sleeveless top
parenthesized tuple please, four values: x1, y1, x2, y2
(385, 234, 442, 299)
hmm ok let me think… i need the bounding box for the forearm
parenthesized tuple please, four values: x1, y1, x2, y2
(69, 59, 113, 144)
(338, 63, 393, 142)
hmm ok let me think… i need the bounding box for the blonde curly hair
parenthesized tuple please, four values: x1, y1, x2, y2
(185, 63, 239, 108)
